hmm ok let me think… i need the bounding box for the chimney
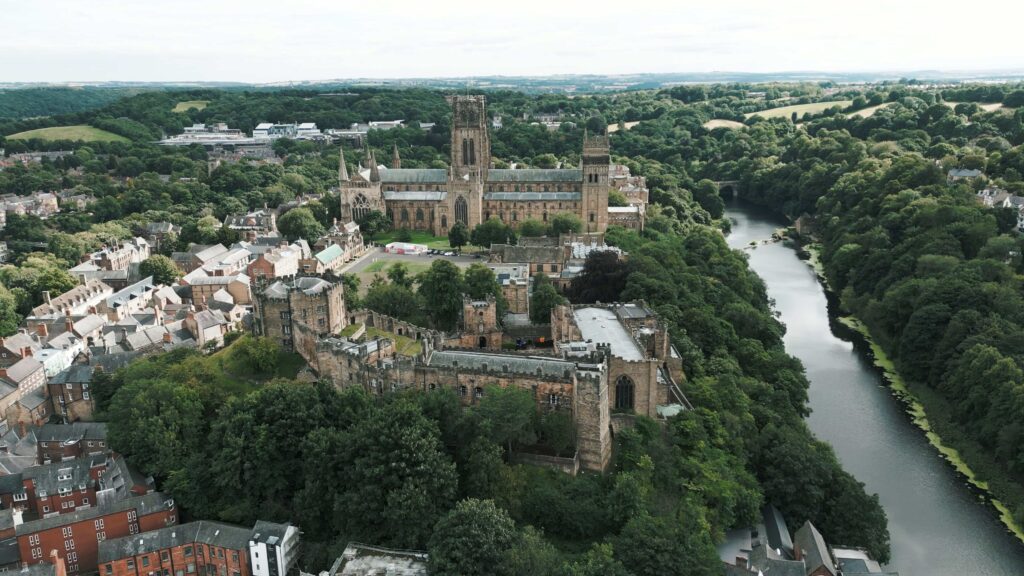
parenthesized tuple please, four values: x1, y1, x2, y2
(50, 550, 67, 576)
(42, 291, 52, 305)
(163, 331, 172, 344)
(735, 556, 747, 568)
(37, 323, 49, 338)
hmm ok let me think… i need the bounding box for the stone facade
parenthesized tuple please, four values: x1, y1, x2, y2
(252, 276, 347, 359)
(339, 95, 631, 236)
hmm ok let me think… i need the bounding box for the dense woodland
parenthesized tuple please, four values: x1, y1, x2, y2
(6, 81, 1023, 573)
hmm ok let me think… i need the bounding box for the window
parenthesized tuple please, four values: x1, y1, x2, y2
(455, 196, 468, 225)
(97, 532, 106, 542)
(83, 391, 91, 400)
(589, 213, 595, 223)
(548, 394, 560, 407)
(127, 560, 135, 569)
(400, 208, 409, 222)
(188, 564, 195, 574)
(217, 549, 224, 559)
(128, 510, 137, 521)
(185, 546, 193, 557)
(142, 557, 150, 568)
(87, 441, 94, 447)
(62, 527, 73, 538)
(130, 523, 139, 534)
(282, 325, 291, 335)
(32, 548, 41, 560)
(232, 552, 239, 564)
(162, 552, 170, 562)
(474, 387, 483, 399)
(13, 492, 26, 502)
(65, 540, 75, 551)
(95, 519, 105, 530)
(105, 564, 112, 575)
(615, 375, 635, 410)
(416, 208, 424, 222)
(83, 498, 89, 505)
(458, 385, 467, 397)
(29, 535, 39, 546)
(42, 506, 49, 513)
(317, 318, 325, 328)
(279, 311, 290, 321)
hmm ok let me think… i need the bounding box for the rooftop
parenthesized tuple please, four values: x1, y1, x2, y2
(98, 520, 259, 563)
(488, 169, 582, 182)
(572, 307, 644, 361)
(16, 491, 172, 536)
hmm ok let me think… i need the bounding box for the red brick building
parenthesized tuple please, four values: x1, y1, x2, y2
(99, 521, 249, 576)
(0, 455, 105, 517)
(15, 492, 178, 576)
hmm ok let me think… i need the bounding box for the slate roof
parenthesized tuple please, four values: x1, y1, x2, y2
(1, 332, 42, 356)
(0, 537, 20, 567)
(264, 277, 333, 299)
(427, 350, 576, 379)
(98, 520, 264, 563)
(379, 168, 448, 184)
(72, 314, 106, 336)
(2, 357, 44, 385)
(193, 309, 228, 330)
(488, 169, 582, 182)
(794, 521, 836, 576)
(483, 191, 581, 201)
(18, 389, 47, 411)
(106, 277, 155, 309)
(762, 504, 794, 556)
(49, 365, 94, 386)
(36, 422, 107, 444)
(16, 491, 171, 536)
(382, 191, 448, 201)
(23, 454, 105, 495)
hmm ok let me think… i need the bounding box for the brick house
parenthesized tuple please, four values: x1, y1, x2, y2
(15, 492, 178, 575)
(98, 520, 298, 576)
(0, 455, 106, 517)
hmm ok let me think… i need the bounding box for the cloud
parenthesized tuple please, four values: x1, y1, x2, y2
(0, 0, 1022, 82)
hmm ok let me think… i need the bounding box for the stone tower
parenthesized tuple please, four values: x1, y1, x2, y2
(391, 143, 401, 169)
(581, 130, 610, 233)
(446, 95, 489, 231)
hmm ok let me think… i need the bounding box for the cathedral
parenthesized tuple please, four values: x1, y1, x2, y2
(339, 95, 616, 235)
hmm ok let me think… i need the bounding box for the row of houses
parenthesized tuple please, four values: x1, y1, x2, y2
(976, 186, 1024, 232)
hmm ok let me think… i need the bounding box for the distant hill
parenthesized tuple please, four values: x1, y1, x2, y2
(0, 87, 142, 120)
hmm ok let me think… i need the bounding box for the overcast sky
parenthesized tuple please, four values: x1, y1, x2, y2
(3, 0, 1023, 83)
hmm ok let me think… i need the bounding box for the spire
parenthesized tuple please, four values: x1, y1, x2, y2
(391, 143, 401, 169)
(338, 145, 349, 182)
(362, 143, 373, 169)
(369, 151, 380, 182)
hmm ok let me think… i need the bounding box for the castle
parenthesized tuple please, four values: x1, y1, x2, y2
(339, 95, 620, 235)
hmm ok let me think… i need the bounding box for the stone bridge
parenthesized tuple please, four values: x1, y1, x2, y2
(716, 180, 741, 197)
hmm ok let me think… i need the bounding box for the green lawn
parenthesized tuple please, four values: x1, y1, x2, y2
(7, 125, 129, 142)
(373, 230, 455, 249)
(365, 326, 424, 357)
(208, 335, 306, 394)
(363, 260, 432, 275)
(173, 100, 210, 112)
(703, 119, 746, 130)
(745, 100, 853, 120)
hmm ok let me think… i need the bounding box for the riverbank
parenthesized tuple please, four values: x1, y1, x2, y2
(792, 234, 1024, 544)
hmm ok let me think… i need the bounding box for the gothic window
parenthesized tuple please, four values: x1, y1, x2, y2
(386, 209, 394, 222)
(462, 138, 470, 166)
(416, 208, 424, 222)
(401, 208, 409, 222)
(441, 215, 448, 229)
(512, 211, 517, 221)
(455, 196, 468, 225)
(615, 375, 635, 410)
(352, 193, 371, 221)
(543, 211, 548, 222)
(469, 139, 476, 165)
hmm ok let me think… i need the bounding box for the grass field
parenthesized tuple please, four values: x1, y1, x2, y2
(745, 100, 853, 120)
(703, 119, 746, 130)
(363, 259, 432, 275)
(173, 100, 210, 112)
(7, 125, 128, 142)
(373, 230, 454, 249)
(943, 101, 1009, 113)
(607, 121, 641, 133)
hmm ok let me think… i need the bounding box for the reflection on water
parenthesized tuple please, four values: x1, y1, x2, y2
(725, 199, 1024, 576)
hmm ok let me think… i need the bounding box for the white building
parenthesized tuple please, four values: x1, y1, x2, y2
(248, 521, 300, 576)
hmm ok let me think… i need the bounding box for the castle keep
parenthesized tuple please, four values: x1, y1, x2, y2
(339, 95, 621, 235)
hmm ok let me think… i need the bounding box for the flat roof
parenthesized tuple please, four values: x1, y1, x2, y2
(572, 307, 644, 361)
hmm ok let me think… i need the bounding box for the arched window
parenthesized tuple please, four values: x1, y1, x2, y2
(441, 215, 448, 229)
(401, 208, 409, 222)
(455, 196, 468, 225)
(469, 138, 476, 165)
(615, 375, 635, 410)
(353, 193, 371, 221)
(416, 208, 424, 222)
(462, 138, 470, 166)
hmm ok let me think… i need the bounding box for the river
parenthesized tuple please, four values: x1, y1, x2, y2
(724, 198, 1024, 576)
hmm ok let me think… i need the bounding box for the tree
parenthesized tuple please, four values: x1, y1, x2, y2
(529, 273, 566, 324)
(277, 207, 324, 242)
(448, 221, 469, 249)
(363, 283, 423, 324)
(0, 284, 21, 337)
(564, 544, 629, 576)
(566, 251, 631, 304)
(614, 509, 720, 576)
(428, 498, 517, 576)
(548, 212, 583, 235)
(417, 259, 464, 330)
(243, 336, 280, 374)
(139, 255, 182, 286)
(334, 400, 458, 548)
(341, 273, 361, 310)
(386, 262, 414, 288)
(477, 385, 537, 455)
(608, 190, 628, 207)
(471, 217, 516, 248)
(357, 210, 391, 241)
(518, 218, 547, 237)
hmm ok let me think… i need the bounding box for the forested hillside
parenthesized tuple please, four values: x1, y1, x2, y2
(0, 87, 140, 119)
